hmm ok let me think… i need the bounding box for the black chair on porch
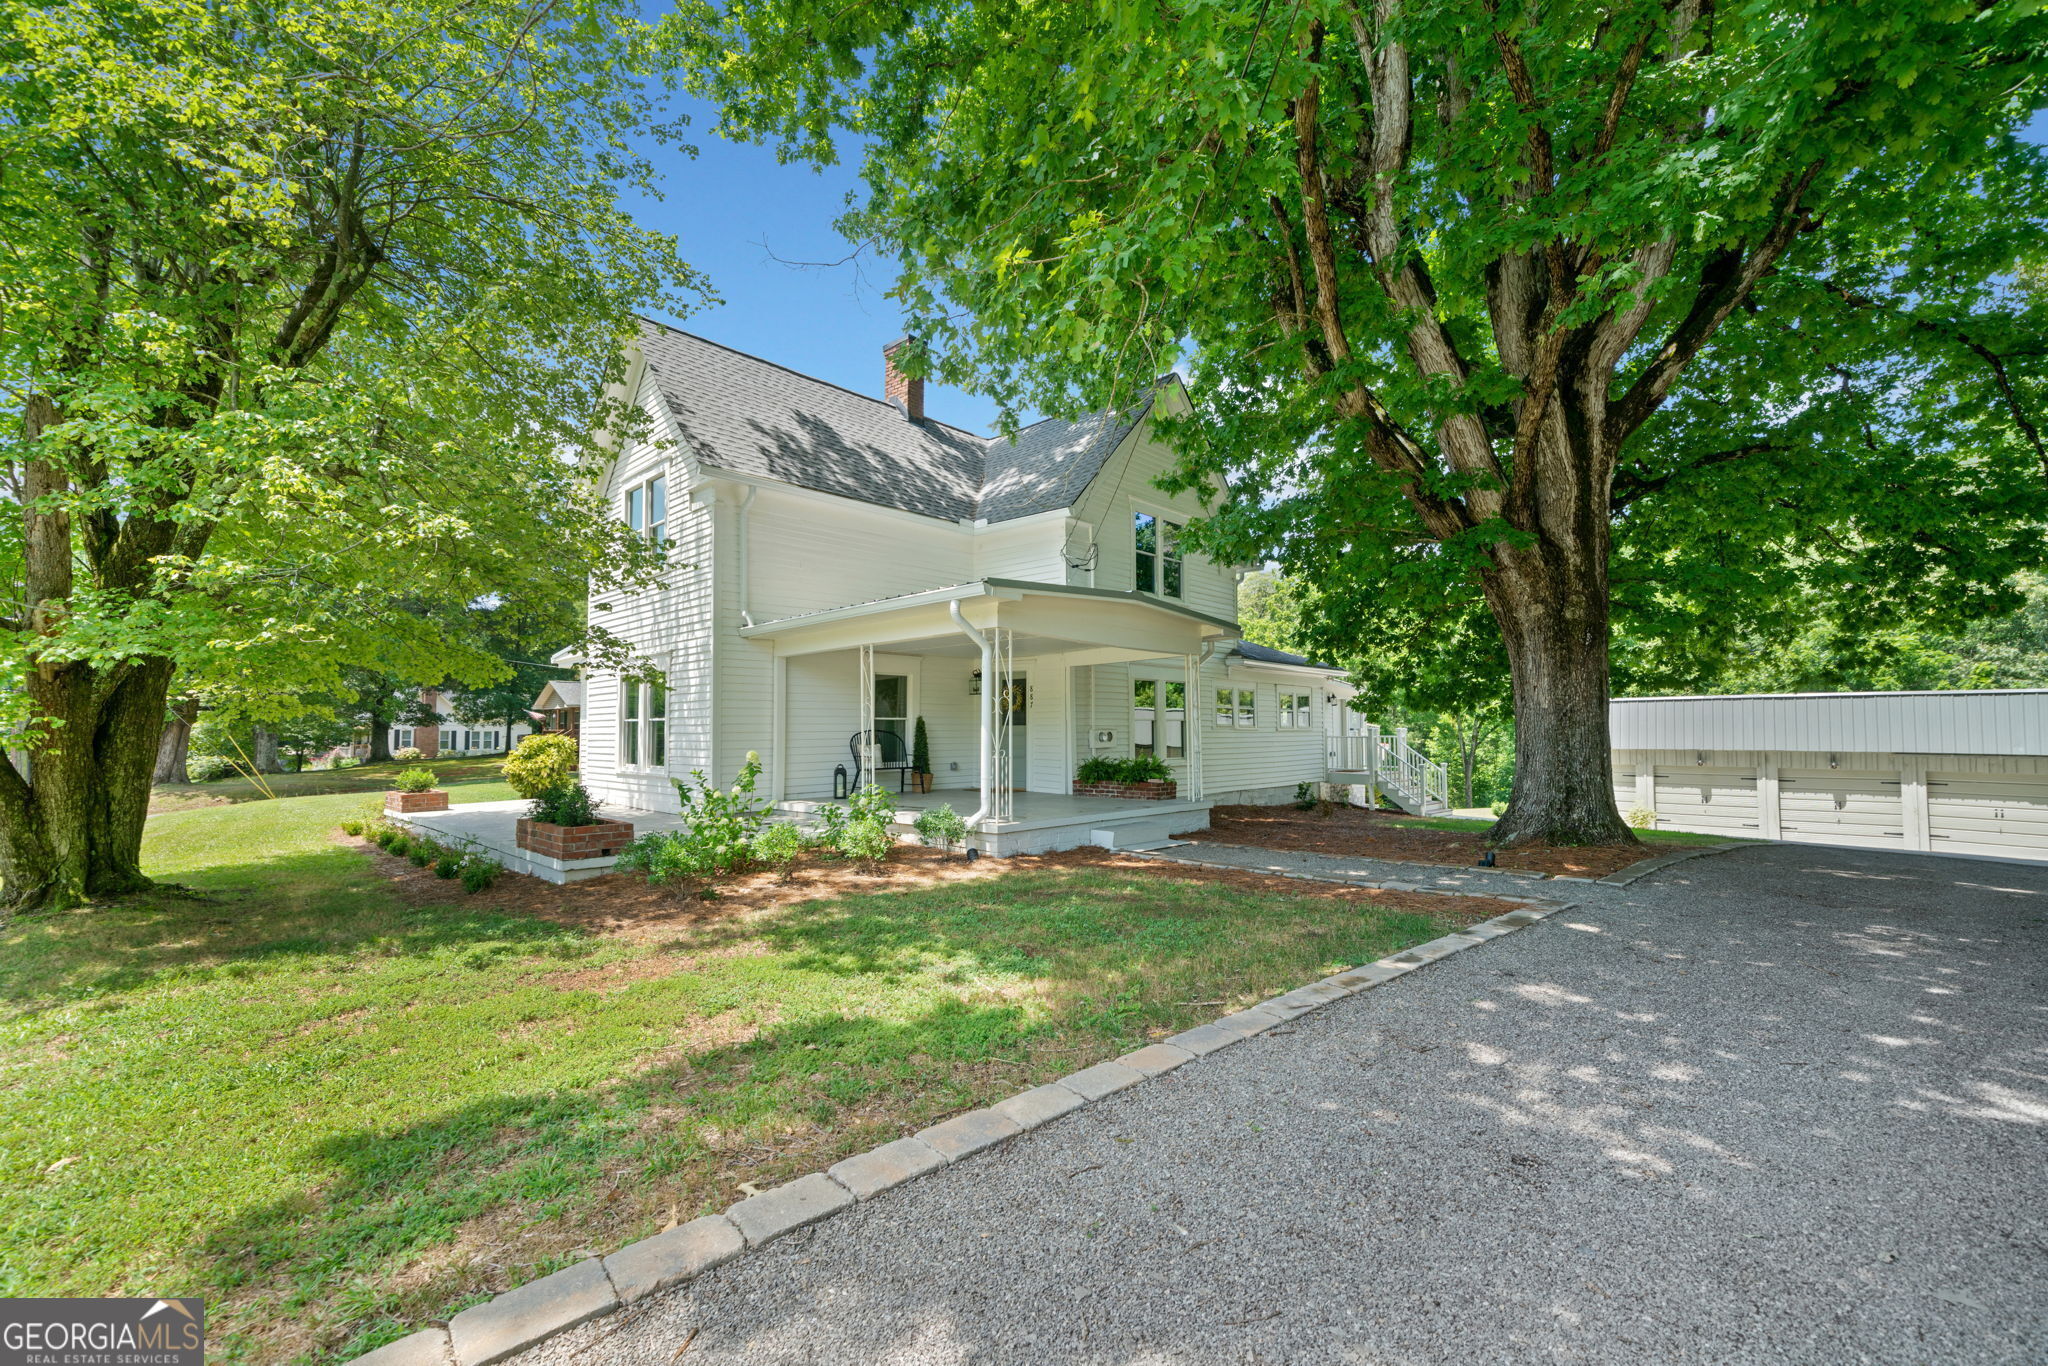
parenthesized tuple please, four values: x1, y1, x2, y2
(848, 729, 915, 792)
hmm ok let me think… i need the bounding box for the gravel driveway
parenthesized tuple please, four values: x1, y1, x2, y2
(515, 843, 2048, 1365)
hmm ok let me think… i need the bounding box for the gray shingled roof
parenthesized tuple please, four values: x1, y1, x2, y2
(634, 319, 1156, 523)
(1230, 640, 1345, 673)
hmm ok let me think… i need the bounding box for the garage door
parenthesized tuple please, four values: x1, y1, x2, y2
(1927, 772, 2048, 859)
(1778, 769, 1904, 848)
(1652, 766, 1759, 833)
(1613, 765, 1638, 813)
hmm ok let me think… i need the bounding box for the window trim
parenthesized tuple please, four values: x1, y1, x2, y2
(1132, 507, 1184, 601)
(624, 472, 668, 543)
(1131, 677, 1186, 760)
(1214, 686, 1256, 728)
(1278, 692, 1314, 729)
(619, 675, 667, 771)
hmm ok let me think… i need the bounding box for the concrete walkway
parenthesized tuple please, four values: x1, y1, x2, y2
(1156, 837, 1570, 898)
(514, 844, 2048, 1365)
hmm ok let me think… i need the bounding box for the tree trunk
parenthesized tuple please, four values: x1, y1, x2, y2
(251, 727, 284, 773)
(0, 657, 176, 912)
(1462, 737, 1477, 809)
(1483, 542, 1636, 849)
(153, 698, 199, 785)
(367, 715, 392, 764)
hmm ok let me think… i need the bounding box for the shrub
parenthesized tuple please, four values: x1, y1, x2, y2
(912, 715, 931, 775)
(459, 854, 502, 893)
(619, 754, 774, 886)
(393, 766, 437, 793)
(912, 803, 968, 854)
(339, 817, 365, 837)
(504, 733, 579, 798)
(751, 820, 808, 882)
(1626, 805, 1657, 830)
(331, 755, 362, 769)
(434, 852, 462, 878)
(1294, 782, 1317, 811)
(838, 816, 894, 868)
(186, 754, 235, 783)
(527, 781, 601, 827)
(1490, 799, 1509, 817)
(408, 843, 436, 867)
(386, 833, 412, 858)
(816, 783, 897, 849)
(1076, 754, 1172, 784)
(392, 746, 424, 762)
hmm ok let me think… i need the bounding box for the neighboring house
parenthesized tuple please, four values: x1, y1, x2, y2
(559, 320, 1419, 854)
(529, 680, 582, 739)
(1613, 689, 2048, 862)
(358, 689, 530, 760)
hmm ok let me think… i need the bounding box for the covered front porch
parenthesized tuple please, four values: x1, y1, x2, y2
(746, 578, 1234, 855)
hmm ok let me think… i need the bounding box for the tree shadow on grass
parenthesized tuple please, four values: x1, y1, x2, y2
(191, 1000, 1052, 1364)
(2, 845, 592, 1013)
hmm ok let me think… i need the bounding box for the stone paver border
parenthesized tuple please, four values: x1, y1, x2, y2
(340, 890, 1578, 1366)
(1595, 840, 1747, 886)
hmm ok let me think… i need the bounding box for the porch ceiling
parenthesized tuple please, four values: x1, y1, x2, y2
(741, 577, 1235, 660)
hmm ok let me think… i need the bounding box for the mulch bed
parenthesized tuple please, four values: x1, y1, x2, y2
(350, 837, 1522, 941)
(1188, 803, 1659, 879)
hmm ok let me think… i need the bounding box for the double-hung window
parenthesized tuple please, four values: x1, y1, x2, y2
(625, 474, 668, 543)
(620, 676, 666, 769)
(1133, 511, 1183, 598)
(1214, 687, 1256, 727)
(1277, 693, 1314, 729)
(392, 727, 413, 750)
(1132, 679, 1186, 759)
(440, 727, 457, 752)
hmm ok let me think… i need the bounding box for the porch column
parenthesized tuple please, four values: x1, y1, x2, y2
(770, 651, 787, 802)
(1183, 652, 1203, 802)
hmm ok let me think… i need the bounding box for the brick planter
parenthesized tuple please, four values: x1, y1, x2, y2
(1072, 779, 1178, 801)
(386, 789, 450, 814)
(516, 817, 636, 861)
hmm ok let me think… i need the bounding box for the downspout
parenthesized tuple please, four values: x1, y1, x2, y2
(949, 600, 993, 827)
(736, 484, 757, 629)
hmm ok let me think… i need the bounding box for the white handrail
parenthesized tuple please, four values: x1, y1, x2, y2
(1329, 724, 1450, 810)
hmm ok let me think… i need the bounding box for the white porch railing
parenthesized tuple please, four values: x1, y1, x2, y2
(1328, 724, 1451, 813)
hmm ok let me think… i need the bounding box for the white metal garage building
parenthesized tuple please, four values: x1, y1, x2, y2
(1611, 690, 2048, 861)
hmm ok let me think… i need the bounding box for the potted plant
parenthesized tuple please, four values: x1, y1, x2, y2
(385, 766, 449, 814)
(910, 716, 934, 793)
(515, 780, 636, 860)
(1073, 754, 1178, 800)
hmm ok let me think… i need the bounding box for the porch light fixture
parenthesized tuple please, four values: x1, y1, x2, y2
(1829, 754, 1839, 769)
(969, 669, 981, 696)
(1696, 751, 1707, 766)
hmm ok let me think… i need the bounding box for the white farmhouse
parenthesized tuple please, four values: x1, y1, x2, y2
(546, 321, 1432, 859)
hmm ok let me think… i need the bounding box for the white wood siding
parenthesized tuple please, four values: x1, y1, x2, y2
(1068, 404, 1239, 626)
(746, 486, 976, 624)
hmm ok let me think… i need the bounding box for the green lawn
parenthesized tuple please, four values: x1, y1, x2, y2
(1388, 814, 1751, 845)
(149, 754, 516, 813)
(2, 784, 1467, 1364)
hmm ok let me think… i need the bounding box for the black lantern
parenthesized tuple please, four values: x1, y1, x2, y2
(833, 764, 849, 799)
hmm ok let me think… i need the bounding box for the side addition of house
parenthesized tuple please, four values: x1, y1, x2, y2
(563, 321, 1377, 855)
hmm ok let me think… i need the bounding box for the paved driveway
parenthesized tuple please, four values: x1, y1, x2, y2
(518, 844, 2048, 1365)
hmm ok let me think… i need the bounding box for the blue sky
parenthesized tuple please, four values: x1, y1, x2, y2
(616, 95, 1028, 436)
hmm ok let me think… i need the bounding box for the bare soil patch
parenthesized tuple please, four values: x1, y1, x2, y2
(1189, 803, 1659, 879)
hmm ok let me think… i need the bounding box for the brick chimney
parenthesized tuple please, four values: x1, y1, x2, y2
(883, 337, 923, 424)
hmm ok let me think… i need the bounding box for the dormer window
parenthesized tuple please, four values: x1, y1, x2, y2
(1134, 510, 1182, 598)
(626, 474, 667, 542)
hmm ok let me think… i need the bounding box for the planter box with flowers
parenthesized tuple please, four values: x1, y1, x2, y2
(515, 780, 633, 860)
(1073, 755, 1178, 801)
(386, 767, 449, 814)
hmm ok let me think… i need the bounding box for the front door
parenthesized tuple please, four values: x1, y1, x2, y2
(1000, 673, 1028, 789)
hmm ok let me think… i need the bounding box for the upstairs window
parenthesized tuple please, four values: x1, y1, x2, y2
(625, 473, 667, 542)
(1278, 693, 1315, 729)
(1134, 511, 1182, 598)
